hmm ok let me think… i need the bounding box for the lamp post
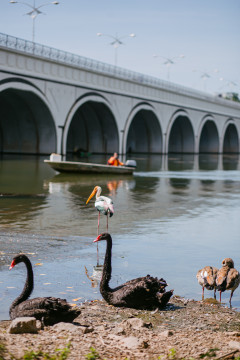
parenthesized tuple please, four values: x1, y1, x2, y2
(9, 0, 59, 43)
(193, 70, 212, 91)
(153, 54, 185, 80)
(97, 32, 136, 66)
(219, 78, 238, 91)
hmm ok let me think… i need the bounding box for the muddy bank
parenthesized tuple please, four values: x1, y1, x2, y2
(0, 296, 240, 359)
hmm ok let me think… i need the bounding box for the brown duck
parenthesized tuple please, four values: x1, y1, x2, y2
(196, 265, 218, 300)
(216, 258, 240, 307)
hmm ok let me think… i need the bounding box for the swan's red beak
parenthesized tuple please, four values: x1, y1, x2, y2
(9, 259, 16, 270)
(93, 235, 101, 243)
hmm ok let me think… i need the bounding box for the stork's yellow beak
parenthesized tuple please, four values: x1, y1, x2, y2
(86, 187, 97, 204)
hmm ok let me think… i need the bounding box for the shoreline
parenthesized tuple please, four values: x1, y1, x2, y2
(1, 295, 240, 359)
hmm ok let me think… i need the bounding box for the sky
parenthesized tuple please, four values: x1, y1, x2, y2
(0, 0, 239, 95)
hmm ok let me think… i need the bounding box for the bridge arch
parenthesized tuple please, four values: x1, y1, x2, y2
(222, 120, 239, 153)
(124, 103, 162, 154)
(64, 93, 118, 155)
(167, 110, 194, 153)
(0, 79, 56, 154)
(198, 115, 219, 153)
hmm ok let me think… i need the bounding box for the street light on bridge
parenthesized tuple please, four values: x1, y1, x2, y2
(97, 32, 136, 66)
(9, 0, 59, 43)
(153, 54, 185, 80)
(193, 69, 214, 91)
(219, 78, 238, 91)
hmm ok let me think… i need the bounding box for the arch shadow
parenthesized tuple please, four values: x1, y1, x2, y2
(0, 83, 56, 155)
(126, 107, 162, 154)
(167, 111, 194, 153)
(198, 117, 219, 153)
(222, 121, 239, 153)
(66, 99, 118, 155)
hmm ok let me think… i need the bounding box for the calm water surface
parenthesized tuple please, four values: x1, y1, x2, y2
(0, 154, 240, 320)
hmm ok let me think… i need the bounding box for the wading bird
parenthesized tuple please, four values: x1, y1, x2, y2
(86, 186, 114, 263)
(216, 258, 240, 307)
(93, 233, 173, 309)
(196, 266, 218, 300)
(9, 254, 81, 325)
(86, 186, 114, 234)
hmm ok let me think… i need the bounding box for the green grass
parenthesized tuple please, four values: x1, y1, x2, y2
(0, 343, 6, 360)
(85, 347, 100, 360)
(8, 343, 71, 360)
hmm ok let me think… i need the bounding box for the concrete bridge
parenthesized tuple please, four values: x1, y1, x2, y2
(0, 33, 240, 156)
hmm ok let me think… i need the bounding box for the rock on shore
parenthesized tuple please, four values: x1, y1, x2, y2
(0, 296, 240, 359)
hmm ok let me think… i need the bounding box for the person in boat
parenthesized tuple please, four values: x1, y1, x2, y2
(107, 152, 124, 166)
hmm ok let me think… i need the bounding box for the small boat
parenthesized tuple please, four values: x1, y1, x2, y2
(44, 154, 136, 175)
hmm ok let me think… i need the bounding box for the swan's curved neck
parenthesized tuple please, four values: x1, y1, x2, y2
(10, 257, 34, 311)
(100, 236, 112, 295)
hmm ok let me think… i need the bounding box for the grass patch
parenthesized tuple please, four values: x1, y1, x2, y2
(85, 347, 100, 360)
(8, 342, 71, 360)
(0, 343, 6, 360)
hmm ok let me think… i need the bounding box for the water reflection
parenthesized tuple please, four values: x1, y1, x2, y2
(0, 195, 47, 230)
(0, 155, 53, 194)
(127, 154, 162, 172)
(107, 180, 123, 196)
(0, 153, 240, 319)
(222, 154, 239, 170)
(167, 154, 194, 171)
(169, 178, 190, 190)
(84, 265, 103, 288)
(199, 154, 219, 170)
(129, 176, 160, 203)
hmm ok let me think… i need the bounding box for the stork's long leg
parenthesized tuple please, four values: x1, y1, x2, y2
(106, 212, 109, 232)
(214, 288, 216, 300)
(202, 286, 204, 300)
(97, 211, 100, 236)
(96, 212, 100, 265)
(219, 290, 222, 303)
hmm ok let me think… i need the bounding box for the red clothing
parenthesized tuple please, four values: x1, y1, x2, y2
(107, 156, 124, 166)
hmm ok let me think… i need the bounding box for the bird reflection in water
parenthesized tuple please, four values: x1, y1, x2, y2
(84, 265, 103, 288)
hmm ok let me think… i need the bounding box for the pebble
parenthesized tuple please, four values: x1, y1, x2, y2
(8, 317, 40, 334)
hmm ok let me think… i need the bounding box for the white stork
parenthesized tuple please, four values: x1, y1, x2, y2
(86, 186, 114, 263)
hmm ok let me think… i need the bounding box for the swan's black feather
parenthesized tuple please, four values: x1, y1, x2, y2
(96, 233, 173, 309)
(9, 254, 80, 325)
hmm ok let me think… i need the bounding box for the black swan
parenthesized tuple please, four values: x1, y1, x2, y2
(216, 257, 240, 306)
(93, 233, 173, 309)
(196, 265, 218, 300)
(9, 254, 81, 325)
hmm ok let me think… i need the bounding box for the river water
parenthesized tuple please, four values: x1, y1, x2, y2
(0, 153, 240, 320)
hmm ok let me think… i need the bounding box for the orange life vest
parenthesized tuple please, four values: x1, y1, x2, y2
(107, 157, 123, 166)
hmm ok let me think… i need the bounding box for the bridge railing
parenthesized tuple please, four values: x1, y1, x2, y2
(0, 32, 233, 104)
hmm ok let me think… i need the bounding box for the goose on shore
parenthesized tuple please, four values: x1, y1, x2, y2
(216, 258, 240, 307)
(196, 266, 218, 300)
